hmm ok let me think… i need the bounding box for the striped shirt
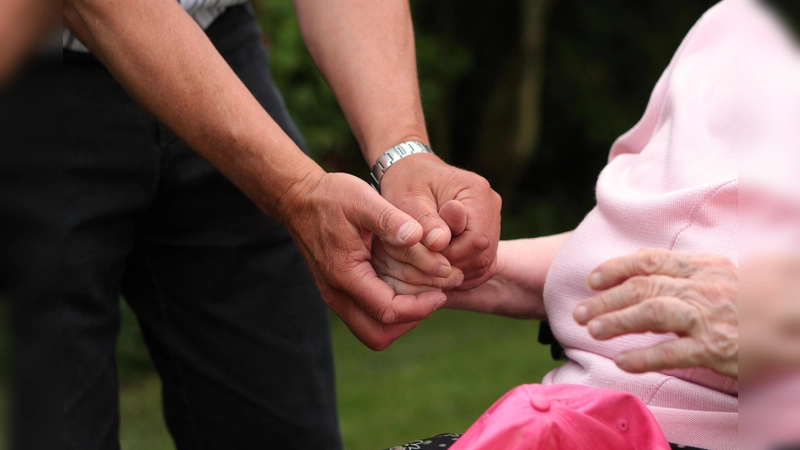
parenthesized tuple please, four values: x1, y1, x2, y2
(63, 0, 249, 52)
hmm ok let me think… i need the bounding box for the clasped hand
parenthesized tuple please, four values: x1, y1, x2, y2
(283, 155, 501, 351)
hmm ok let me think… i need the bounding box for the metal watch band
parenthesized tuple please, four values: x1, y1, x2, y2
(370, 141, 434, 192)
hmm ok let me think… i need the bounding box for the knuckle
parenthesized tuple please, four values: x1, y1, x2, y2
(479, 253, 492, 269)
(415, 210, 440, 226)
(473, 175, 492, 192)
(400, 246, 416, 264)
(593, 293, 614, 314)
(493, 191, 503, 209)
(377, 207, 397, 235)
(328, 267, 349, 291)
(375, 305, 395, 325)
(683, 306, 702, 331)
(625, 276, 650, 295)
(641, 299, 666, 324)
(640, 249, 669, 273)
(702, 322, 739, 362)
(472, 235, 492, 253)
(654, 344, 679, 364)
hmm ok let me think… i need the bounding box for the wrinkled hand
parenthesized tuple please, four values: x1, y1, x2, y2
(371, 237, 465, 296)
(379, 153, 502, 290)
(573, 249, 738, 378)
(281, 172, 449, 350)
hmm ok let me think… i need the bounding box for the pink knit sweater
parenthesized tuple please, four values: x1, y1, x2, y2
(539, 2, 766, 448)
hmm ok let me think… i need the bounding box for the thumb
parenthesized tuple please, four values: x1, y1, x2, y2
(397, 194, 454, 252)
(354, 187, 423, 248)
(439, 200, 467, 236)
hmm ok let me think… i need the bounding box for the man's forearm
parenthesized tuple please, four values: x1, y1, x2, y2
(294, 0, 428, 165)
(63, 0, 324, 221)
(0, 0, 60, 87)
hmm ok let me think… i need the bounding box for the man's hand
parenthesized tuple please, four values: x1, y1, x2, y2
(0, 0, 59, 88)
(573, 249, 738, 378)
(294, 1, 501, 290)
(379, 153, 502, 290)
(280, 171, 451, 351)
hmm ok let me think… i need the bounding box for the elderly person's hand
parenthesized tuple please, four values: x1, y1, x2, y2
(370, 199, 468, 296)
(572, 249, 738, 378)
(372, 232, 573, 320)
(371, 238, 465, 296)
(379, 154, 502, 290)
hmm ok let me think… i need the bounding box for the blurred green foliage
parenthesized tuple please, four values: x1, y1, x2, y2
(252, 0, 472, 176)
(252, 0, 716, 236)
(117, 1, 720, 449)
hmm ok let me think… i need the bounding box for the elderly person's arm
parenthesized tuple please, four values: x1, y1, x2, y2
(372, 231, 573, 320)
(573, 249, 739, 378)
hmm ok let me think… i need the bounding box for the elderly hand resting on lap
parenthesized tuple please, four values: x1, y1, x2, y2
(573, 249, 738, 379)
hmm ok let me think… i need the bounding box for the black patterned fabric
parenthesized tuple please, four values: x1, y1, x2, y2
(384, 434, 707, 450)
(383, 434, 462, 450)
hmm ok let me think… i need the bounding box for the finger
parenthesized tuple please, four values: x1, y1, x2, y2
(353, 187, 423, 248)
(379, 240, 454, 278)
(586, 297, 699, 340)
(451, 259, 497, 291)
(441, 229, 493, 272)
(613, 338, 707, 373)
(439, 200, 467, 236)
(344, 261, 446, 325)
(586, 249, 695, 290)
(375, 266, 464, 292)
(440, 192, 500, 282)
(379, 274, 444, 296)
(396, 193, 455, 252)
(389, 290, 451, 323)
(573, 275, 679, 324)
(336, 302, 422, 351)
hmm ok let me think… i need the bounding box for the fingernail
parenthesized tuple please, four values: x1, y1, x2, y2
(614, 353, 628, 367)
(573, 305, 589, 323)
(588, 321, 603, 337)
(398, 222, 419, 242)
(587, 272, 603, 289)
(436, 264, 451, 278)
(435, 295, 447, 310)
(454, 273, 464, 287)
(426, 228, 445, 247)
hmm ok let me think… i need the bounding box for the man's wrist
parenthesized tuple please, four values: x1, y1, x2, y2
(363, 134, 430, 167)
(273, 164, 326, 230)
(369, 140, 435, 192)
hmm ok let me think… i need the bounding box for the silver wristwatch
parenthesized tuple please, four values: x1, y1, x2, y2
(370, 141, 434, 192)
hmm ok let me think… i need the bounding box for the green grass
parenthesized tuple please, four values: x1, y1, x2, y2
(119, 309, 561, 450)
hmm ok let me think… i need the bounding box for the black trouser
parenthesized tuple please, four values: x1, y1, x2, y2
(63, 5, 342, 450)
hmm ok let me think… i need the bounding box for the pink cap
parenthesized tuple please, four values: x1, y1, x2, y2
(450, 383, 671, 450)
